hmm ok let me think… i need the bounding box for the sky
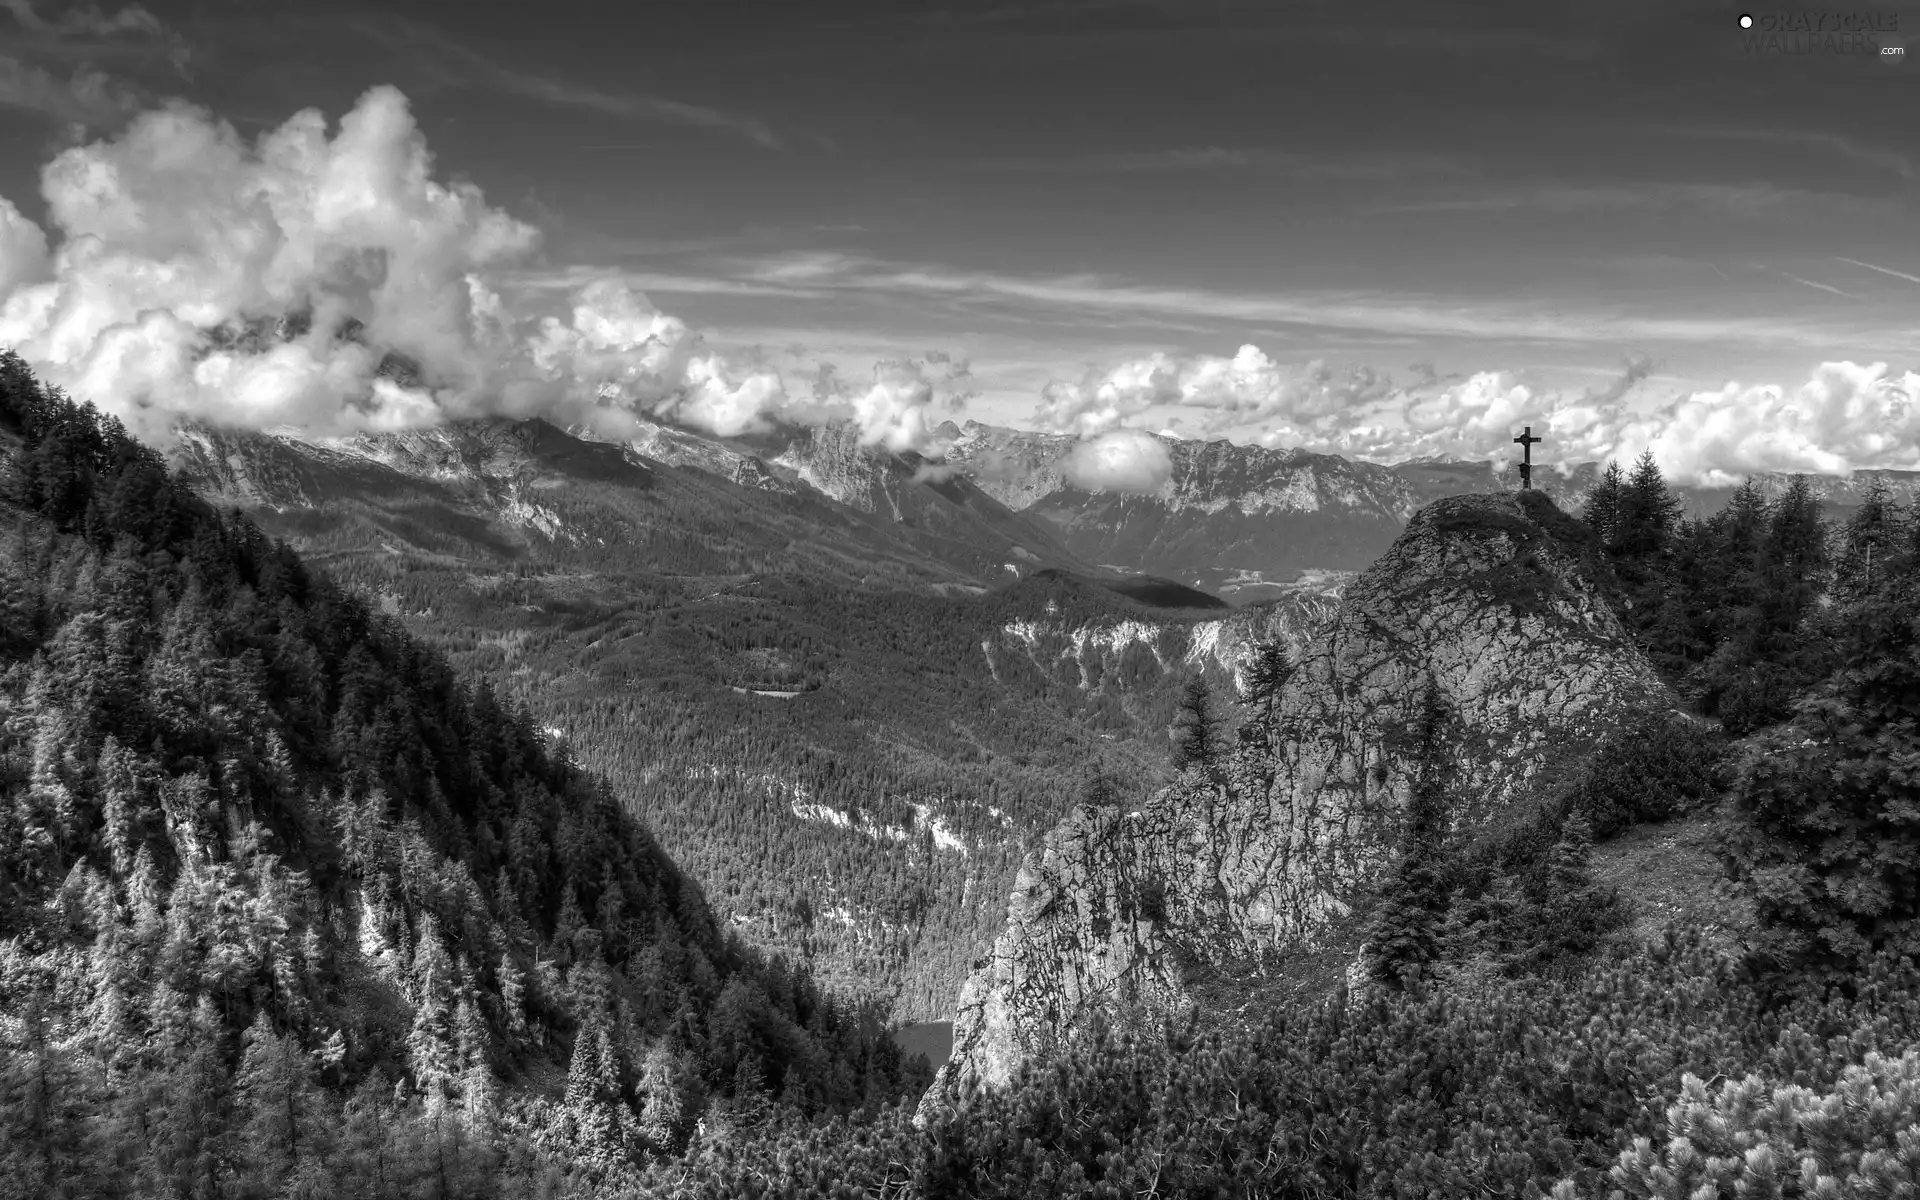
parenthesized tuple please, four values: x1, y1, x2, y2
(1, 0, 1919, 487)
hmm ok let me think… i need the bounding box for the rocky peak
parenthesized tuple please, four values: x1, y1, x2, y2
(927, 491, 1673, 1109)
(621, 417, 792, 492)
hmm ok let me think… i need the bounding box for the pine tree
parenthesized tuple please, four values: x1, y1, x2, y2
(1834, 475, 1903, 601)
(1170, 676, 1224, 775)
(1237, 641, 1293, 752)
(234, 1009, 320, 1191)
(1510, 812, 1622, 970)
(454, 995, 496, 1135)
(1079, 762, 1124, 809)
(636, 1039, 698, 1155)
(1757, 474, 1829, 631)
(406, 918, 458, 1118)
(1614, 450, 1684, 560)
(1366, 855, 1449, 988)
(731, 1053, 771, 1128)
(1365, 686, 1454, 987)
(1580, 460, 1626, 548)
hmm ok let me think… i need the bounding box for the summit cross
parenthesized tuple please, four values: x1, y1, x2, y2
(1513, 426, 1542, 491)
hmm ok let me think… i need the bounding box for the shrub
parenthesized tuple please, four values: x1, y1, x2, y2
(1565, 712, 1729, 840)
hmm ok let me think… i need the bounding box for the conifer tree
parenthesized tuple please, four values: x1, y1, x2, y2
(1366, 687, 1453, 987)
(636, 1038, 698, 1154)
(731, 1053, 771, 1128)
(1236, 640, 1293, 753)
(235, 1008, 321, 1190)
(1082, 765, 1121, 809)
(1170, 676, 1224, 775)
(1834, 475, 1903, 601)
(1580, 460, 1626, 548)
(1614, 450, 1684, 560)
(407, 918, 459, 1117)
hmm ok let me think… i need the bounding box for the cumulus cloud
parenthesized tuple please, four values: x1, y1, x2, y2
(0, 87, 547, 436)
(1034, 344, 1394, 446)
(0, 196, 50, 296)
(1037, 343, 1920, 487)
(1060, 428, 1174, 494)
(0, 85, 963, 451)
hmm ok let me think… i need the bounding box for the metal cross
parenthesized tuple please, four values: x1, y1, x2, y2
(1513, 426, 1542, 491)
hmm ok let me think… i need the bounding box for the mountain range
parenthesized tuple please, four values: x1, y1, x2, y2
(937, 420, 1920, 599)
(161, 406, 1919, 1028)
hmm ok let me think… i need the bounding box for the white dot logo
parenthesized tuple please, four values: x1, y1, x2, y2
(1739, 13, 1754, 27)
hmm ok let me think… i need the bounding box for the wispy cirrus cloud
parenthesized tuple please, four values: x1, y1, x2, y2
(1649, 125, 1917, 181)
(1835, 256, 1920, 286)
(0, 0, 186, 130)
(1771, 270, 1851, 298)
(343, 13, 781, 150)
(1377, 181, 1890, 218)
(969, 145, 1467, 180)
(0, 53, 143, 126)
(714, 250, 1903, 350)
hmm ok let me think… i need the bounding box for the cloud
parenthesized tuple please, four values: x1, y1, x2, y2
(348, 13, 778, 150)
(0, 87, 914, 449)
(726, 250, 1882, 350)
(1033, 344, 1395, 443)
(478, 69, 780, 151)
(1773, 271, 1850, 299)
(2, 0, 168, 38)
(0, 87, 546, 436)
(1835, 256, 1920, 286)
(1378, 182, 1882, 219)
(0, 90, 961, 452)
(1059, 428, 1172, 493)
(1653, 125, 1915, 182)
(971, 145, 1465, 180)
(1033, 343, 1920, 488)
(0, 54, 144, 127)
(0, 195, 51, 296)
(1638, 363, 1920, 488)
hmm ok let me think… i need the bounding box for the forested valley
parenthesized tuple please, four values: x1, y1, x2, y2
(6, 353, 1920, 1197)
(185, 414, 1294, 1022)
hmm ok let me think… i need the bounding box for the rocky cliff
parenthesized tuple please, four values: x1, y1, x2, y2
(984, 573, 1347, 703)
(929, 491, 1674, 1105)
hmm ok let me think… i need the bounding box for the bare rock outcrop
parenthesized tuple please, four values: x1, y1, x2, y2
(928, 492, 1673, 1110)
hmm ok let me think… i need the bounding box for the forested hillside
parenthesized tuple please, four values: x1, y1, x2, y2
(170, 417, 1332, 1021)
(0, 355, 931, 1196)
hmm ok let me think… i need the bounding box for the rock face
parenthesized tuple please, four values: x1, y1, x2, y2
(984, 577, 1347, 703)
(929, 492, 1673, 1107)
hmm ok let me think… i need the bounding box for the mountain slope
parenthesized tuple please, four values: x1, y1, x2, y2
(174, 417, 1075, 590)
(0, 353, 924, 1190)
(931, 490, 1674, 1100)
